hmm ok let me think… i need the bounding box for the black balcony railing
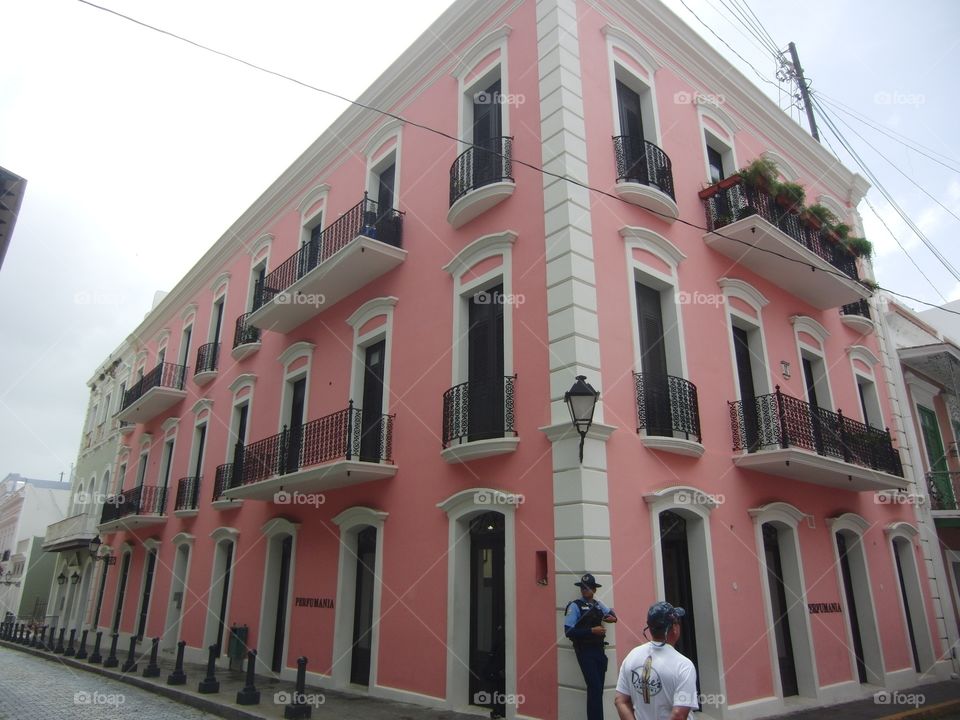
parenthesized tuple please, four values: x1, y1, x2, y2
(927, 471, 960, 511)
(613, 136, 676, 201)
(195, 343, 219, 376)
(120, 362, 187, 412)
(449, 136, 514, 206)
(253, 194, 403, 310)
(231, 402, 394, 488)
(633, 372, 701, 443)
(213, 464, 234, 501)
(174, 477, 200, 511)
(841, 299, 872, 320)
(442, 375, 517, 448)
(729, 386, 903, 477)
(702, 178, 860, 281)
(233, 312, 261, 349)
(99, 485, 168, 525)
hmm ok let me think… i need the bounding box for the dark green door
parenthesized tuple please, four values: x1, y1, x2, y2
(919, 406, 952, 507)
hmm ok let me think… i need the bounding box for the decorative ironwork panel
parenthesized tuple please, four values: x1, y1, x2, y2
(449, 136, 514, 206)
(194, 343, 219, 375)
(634, 373, 701, 442)
(613, 136, 675, 200)
(120, 362, 187, 411)
(841, 299, 871, 320)
(233, 313, 261, 348)
(212, 464, 233, 501)
(927, 471, 959, 511)
(442, 375, 517, 448)
(174, 477, 200, 511)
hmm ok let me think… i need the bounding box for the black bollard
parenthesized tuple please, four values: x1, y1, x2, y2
(36, 626, 46, 650)
(121, 635, 138, 673)
(103, 633, 119, 668)
(142, 638, 161, 678)
(283, 656, 312, 720)
(23, 628, 31, 646)
(64, 629, 77, 656)
(76, 629, 89, 660)
(54, 627, 66, 654)
(88, 631, 103, 664)
(166, 640, 187, 685)
(236, 649, 261, 705)
(198, 644, 220, 693)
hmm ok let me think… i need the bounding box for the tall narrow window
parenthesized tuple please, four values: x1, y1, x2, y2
(112, 553, 131, 633)
(159, 440, 174, 491)
(468, 285, 505, 441)
(135, 453, 148, 488)
(193, 424, 207, 479)
(179, 326, 192, 367)
(707, 146, 724, 184)
(136, 550, 157, 640)
(472, 79, 502, 190)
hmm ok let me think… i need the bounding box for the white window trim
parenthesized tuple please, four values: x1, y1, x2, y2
(748, 502, 819, 699)
(161, 534, 193, 651)
(885, 522, 936, 673)
(257, 518, 299, 678)
(621, 226, 689, 379)
(277, 342, 315, 433)
(330, 506, 388, 690)
(364, 121, 402, 210)
(816, 195, 849, 226)
(226, 376, 256, 462)
(453, 26, 512, 143)
(443, 231, 517, 384)
(297, 185, 329, 250)
(178, 322, 194, 368)
(203, 529, 238, 658)
(208, 285, 229, 345)
(719, 278, 772, 399)
(602, 24, 663, 146)
(347, 297, 397, 414)
(134, 541, 161, 639)
(763, 150, 800, 181)
(791, 315, 835, 411)
(847, 345, 882, 426)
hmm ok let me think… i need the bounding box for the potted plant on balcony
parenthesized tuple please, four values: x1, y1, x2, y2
(774, 181, 806, 212)
(803, 203, 837, 231)
(737, 156, 778, 191)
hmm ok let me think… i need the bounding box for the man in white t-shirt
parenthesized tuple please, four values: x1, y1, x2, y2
(615, 601, 698, 720)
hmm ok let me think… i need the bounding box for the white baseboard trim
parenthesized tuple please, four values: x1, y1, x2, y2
(369, 683, 445, 708)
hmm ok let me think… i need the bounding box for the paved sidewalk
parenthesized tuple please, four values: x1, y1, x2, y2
(0, 638, 477, 720)
(769, 681, 960, 720)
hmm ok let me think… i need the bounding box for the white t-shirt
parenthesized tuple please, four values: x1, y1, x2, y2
(616, 642, 698, 720)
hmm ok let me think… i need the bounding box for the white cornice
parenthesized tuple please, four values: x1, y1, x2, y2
(847, 344, 880, 367)
(791, 315, 830, 346)
(602, 24, 661, 74)
(278, 341, 315, 368)
(718, 277, 768, 309)
(620, 226, 686, 267)
(347, 297, 399, 330)
(443, 230, 518, 277)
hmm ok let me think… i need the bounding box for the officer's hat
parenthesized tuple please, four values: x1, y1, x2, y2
(574, 573, 601, 589)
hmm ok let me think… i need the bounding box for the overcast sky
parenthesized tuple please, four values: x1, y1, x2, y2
(1, 0, 958, 483)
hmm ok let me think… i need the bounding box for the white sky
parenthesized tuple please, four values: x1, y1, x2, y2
(1, 0, 958, 482)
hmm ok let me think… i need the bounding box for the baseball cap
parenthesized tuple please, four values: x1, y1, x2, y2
(647, 601, 686, 632)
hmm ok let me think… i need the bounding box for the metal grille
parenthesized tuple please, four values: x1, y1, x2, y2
(701, 179, 860, 280)
(120, 362, 186, 411)
(233, 312, 261, 348)
(235, 403, 395, 487)
(729, 386, 903, 476)
(174, 476, 200, 511)
(99, 484, 168, 524)
(841, 299, 871, 320)
(449, 136, 514, 206)
(194, 342, 219, 375)
(254, 194, 403, 310)
(927, 471, 959, 510)
(213, 464, 233, 500)
(613, 136, 675, 200)
(633, 372, 701, 442)
(442, 375, 517, 448)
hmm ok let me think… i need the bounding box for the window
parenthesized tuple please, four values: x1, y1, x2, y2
(857, 377, 882, 428)
(190, 423, 208, 479)
(211, 297, 225, 345)
(158, 439, 175, 491)
(135, 452, 148, 488)
(178, 325, 192, 367)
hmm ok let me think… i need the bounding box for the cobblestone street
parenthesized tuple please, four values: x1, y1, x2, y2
(0, 647, 218, 720)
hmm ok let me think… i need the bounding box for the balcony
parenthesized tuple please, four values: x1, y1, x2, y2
(212, 463, 243, 509)
(116, 362, 188, 424)
(173, 476, 200, 517)
(840, 299, 875, 334)
(42, 512, 99, 552)
(193, 342, 219, 386)
(927, 472, 960, 521)
(441, 375, 518, 463)
(729, 387, 906, 491)
(447, 136, 515, 228)
(116, 419, 135, 436)
(231, 312, 261, 361)
(248, 194, 405, 334)
(98, 484, 168, 532)
(222, 403, 396, 501)
(899, 342, 960, 388)
(613, 136, 678, 221)
(700, 178, 868, 310)
(633, 373, 703, 457)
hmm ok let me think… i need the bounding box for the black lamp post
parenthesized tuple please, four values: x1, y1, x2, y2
(564, 375, 599, 463)
(56, 572, 67, 586)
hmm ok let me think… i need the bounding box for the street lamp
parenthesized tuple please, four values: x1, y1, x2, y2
(56, 572, 67, 586)
(564, 375, 600, 463)
(70, 572, 80, 586)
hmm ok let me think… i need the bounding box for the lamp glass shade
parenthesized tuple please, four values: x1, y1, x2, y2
(564, 375, 599, 430)
(88, 536, 102, 554)
(56, 573, 67, 585)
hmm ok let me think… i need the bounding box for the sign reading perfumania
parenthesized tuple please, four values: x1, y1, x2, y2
(295, 597, 335, 609)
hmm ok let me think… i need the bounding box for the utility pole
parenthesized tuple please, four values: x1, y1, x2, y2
(787, 41, 820, 142)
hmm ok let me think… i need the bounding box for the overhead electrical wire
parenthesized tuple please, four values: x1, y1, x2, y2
(74, 0, 960, 318)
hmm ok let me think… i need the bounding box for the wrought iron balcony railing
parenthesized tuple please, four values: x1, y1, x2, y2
(449, 136, 514, 206)
(233, 312, 261, 348)
(729, 386, 903, 476)
(442, 375, 517, 448)
(841, 298, 872, 320)
(120, 362, 187, 412)
(195, 343, 219, 375)
(702, 178, 860, 280)
(99, 484, 168, 525)
(174, 476, 200, 511)
(613, 136, 675, 200)
(213, 463, 234, 501)
(229, 402, 394, 489)
(927, 471, 960, 511)
(253, 194, 403, 310)
(633, 372, 701, 442)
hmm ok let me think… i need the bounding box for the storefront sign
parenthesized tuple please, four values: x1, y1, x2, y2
(807, 602, 842, 614)
(295, 597, 335, 609)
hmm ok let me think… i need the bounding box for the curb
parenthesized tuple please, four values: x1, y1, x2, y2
(878, 699, 960, 720)
(0, 639, 269, 720)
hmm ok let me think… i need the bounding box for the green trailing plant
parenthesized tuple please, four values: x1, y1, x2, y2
(860, 278, 880, 292)
(805, 203, 838, 227)
(775, 181, 806, 209)
(844, 236, 873, 258)
(832, 222, 851, 241)
(737, 156, 778, 189)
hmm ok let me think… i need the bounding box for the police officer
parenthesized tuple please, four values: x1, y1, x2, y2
(565, 573, 617, 720)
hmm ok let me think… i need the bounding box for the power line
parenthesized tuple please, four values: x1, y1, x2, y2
(75, 0, 960, 318)
(731, 0, 780, 56)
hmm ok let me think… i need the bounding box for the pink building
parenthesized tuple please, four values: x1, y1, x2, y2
(81, 0, 950, 718)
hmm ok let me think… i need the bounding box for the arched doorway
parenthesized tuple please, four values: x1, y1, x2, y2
(468, 511, 505, 715)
